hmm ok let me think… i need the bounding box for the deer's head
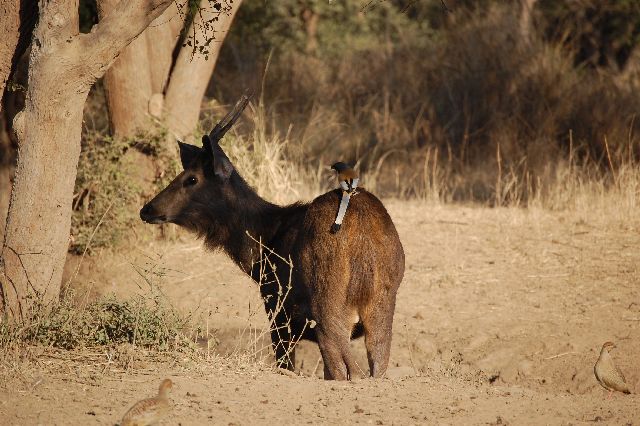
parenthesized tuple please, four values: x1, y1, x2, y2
(140, 94, 252, 239)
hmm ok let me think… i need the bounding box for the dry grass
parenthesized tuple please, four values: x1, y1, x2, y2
(6, 2, 638, 363)
(212, 2, 640, 208)
(0, 233, 309, 378)
(194, 94, 640, 221)
(0, 255, 199, 360)
(234, 232, 314, 372)
(200, 99, 311, 204)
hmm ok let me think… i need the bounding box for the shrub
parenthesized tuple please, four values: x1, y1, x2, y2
(0, 289, 196, 351)
(71, 122, 177, 254)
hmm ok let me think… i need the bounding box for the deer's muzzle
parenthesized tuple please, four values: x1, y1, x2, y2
(140, 203, 167, 224)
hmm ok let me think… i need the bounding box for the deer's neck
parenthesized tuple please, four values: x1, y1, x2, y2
(204, 173, 291, 275)
(224, 201, 286, 275)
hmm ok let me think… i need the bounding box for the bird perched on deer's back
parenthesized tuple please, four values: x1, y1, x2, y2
(594, 341, 631, 397)
(331, 162, 359, 193)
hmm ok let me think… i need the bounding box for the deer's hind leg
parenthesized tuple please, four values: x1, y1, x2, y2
(361, 289, 397, 378)
(314, 308, 364, 380)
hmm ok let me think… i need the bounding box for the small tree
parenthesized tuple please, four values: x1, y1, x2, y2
(0, 0, 174, 320)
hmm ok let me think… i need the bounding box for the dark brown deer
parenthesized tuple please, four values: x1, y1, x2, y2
(140, 95, 404, 380)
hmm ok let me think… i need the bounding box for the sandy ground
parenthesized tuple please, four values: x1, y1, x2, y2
(1, 201, 639, 425)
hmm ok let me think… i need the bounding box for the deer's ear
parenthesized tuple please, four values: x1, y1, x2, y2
(177, 141, 201, 169)
(202, 135, 212, 154)
(203, 135, 233, 179)
(211, 143, 234, 180)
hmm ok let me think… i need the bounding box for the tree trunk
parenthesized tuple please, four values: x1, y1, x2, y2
(0, 0, 21, 244)
(519, 0, 538, 43)
(1, 0, 173, 319)
(618, 46, 640, 89)
(146, 2, 186, 119)
(98, 1, 186, 133)
(0, 0, 22, 109)
(164, 0, 242, 145)
(146, 2, 184, 94)
(98, 0, 154, 137)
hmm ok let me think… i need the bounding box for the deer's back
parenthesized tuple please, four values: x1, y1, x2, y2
(294, 189, 404, 307)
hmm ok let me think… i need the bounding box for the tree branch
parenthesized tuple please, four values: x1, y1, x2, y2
(80, 0, 174, 79)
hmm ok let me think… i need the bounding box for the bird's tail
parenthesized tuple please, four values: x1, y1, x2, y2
(332, 191, 351, 233)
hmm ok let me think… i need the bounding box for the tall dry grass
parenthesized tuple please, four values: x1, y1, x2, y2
(199, 96, 316, 205)
(212, 2, 640, 211)
(64, 1, 640, 256)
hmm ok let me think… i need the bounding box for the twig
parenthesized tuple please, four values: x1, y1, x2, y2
(242, 232, 304, 371)
(311, 356, 322, 378)
(569, 129, 574, 171)
(603, 136, 617, 185)
(67, 201, 114, 286)
(544, 351, 578, 360)
(437, 220, 469, 226)
(628, 114, 635, 166)
(3, 246, 43, 297)
(360, 0, 377, 13)
(404, 323, 419, 377)
(496, 141, 502, 206)
(526, 274, 570, 278)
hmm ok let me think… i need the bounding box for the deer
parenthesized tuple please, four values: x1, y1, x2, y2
(139, 95, 405, 380)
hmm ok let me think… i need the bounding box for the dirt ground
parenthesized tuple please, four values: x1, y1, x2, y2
(1, 201, 639, 425)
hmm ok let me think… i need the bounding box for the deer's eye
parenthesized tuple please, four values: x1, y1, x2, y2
(184, 176, 198, 187)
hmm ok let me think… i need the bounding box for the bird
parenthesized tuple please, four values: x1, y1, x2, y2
(331, 162, 359, 193)
(594, 341, 631, 398)
(330, 162, 359, 233)
(120, 378, 173, 426)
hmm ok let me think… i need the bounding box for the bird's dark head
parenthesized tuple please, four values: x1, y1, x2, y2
(331, 162, 351, 173)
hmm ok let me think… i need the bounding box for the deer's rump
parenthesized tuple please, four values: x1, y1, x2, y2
(294, 188, 405, 324)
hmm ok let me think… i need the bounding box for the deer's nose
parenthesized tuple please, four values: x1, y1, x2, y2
(139, 203, 152, 220)
(140, 203, 168, 224)
(139, 203, 157, 221)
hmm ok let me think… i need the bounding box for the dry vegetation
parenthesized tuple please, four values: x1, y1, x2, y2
(1, 1, 640, 424)
(3, 0, 639, 365)
(2, 201, 639, 424)
(1, 1, 638, 251)
(214, 1, 640, 204)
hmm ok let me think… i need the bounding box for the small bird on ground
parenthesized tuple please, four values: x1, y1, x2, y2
(331, 162, 359, 193)
(594, 341, 631, 398)
(120, 378, 173, 426)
